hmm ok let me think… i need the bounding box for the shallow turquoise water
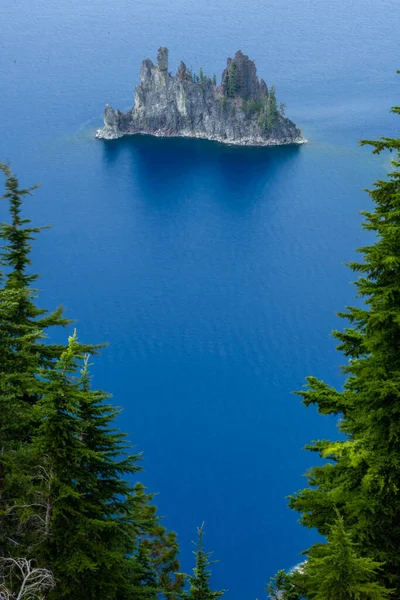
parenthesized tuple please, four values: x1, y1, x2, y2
(1, 1, 399, 597)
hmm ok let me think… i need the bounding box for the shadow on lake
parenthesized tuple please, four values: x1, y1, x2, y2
(100, 134, 303, 209)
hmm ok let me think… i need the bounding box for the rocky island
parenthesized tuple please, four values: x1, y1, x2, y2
(96, 47, 305, 147)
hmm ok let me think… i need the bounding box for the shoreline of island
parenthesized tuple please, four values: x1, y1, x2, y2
(95, 126, 307, 147)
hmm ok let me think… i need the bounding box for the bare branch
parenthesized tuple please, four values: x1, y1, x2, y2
(0, 558, 55, 600)
(6, 505, 47, 514)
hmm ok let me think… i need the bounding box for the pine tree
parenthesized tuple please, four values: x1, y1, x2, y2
(305, 512, 392, 599)
(227, 62, 237, 98)
(0, 166, 183, 600)
(0, 163, 82, 362)
(124, 543, 159, 599)
(288, 100, 400, 591)
(130, 482, 184, 599)
(0, 281, 42, 557)
(0, 164, 98, 558)
(0, 163, 51, 457)
(0, 165, 62, 558)
(181, 524, 226, 600)
(259, 86, 278, 131)
(267, 567, 305, 600)
(212, 74, 217, 86)
(32, 331, 141, 600)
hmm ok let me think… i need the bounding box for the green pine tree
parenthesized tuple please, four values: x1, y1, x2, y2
(288, 99, 400, 591)
(267, 567, 306, 600)
(0, 163, 91, 559)
(0, 163, 95, 364)
(129, 543, 159, 597)
(128, 482, 184, 599)
(32, 331, 141, 600)
(259, 86, 278, 131)
(0, 165, 182, 600)
(0, 280, 42, 557)
(305, 512, 392, 599)
(227, 62, 237, 98)
(181, 524, 226, 600)
(212, 74, 217, 86)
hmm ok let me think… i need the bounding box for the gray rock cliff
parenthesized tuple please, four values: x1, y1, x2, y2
(96, 48, 305, 147)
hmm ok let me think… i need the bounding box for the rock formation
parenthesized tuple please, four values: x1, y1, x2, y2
(96, 48, 305, 147)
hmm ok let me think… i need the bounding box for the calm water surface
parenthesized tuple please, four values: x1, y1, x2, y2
(1, 1, 399, 597)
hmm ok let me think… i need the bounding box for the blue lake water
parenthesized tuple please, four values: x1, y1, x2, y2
(1, 1, 399, 597)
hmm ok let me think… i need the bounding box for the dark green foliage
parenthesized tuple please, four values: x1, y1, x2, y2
(30, 332, 183, 600)
(305, 512, 392, 600)
(268, 516, 393, 600)
(0, 163, 74, 559)
(0, 165, 183, 600)
(0, 164, 94, 359)
(189, 67, 213, 87)
(130, 482, 184, 599)
(31, 331, 141, 600)
(259, 85, 279, 131)
(226, 62, 237, 98)
(181, 525, 226, 600)
(287, 102, 400, 593)
(267, 567, 306, 600)
(212, 74, 217, 86)
(241, 88, 281, 131)
(125, 544, 159, 598)
(241, 99, 263, 116)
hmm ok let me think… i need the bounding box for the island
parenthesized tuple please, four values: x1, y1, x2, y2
(96, 47, 305, 147)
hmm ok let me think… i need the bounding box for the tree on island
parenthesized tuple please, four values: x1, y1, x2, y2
(226, 62, 237, 98)
(259, 86, 278, 130)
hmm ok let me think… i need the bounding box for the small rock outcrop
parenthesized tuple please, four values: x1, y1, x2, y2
(96, 48, 305, 147)
(157, 46, 169, 72)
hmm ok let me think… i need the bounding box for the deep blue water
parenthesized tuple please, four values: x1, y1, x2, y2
(1, 1, 399, 597)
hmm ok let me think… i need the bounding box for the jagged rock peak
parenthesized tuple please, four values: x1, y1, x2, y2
(221, 50, 263, 101)
(259, 78, 268, 97)
(103, 104, 120, 128)
(177, 60, 188, 80)
(157, 47, 169, 72)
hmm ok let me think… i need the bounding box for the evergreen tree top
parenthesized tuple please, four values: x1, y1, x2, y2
(181, 524, 226, 600)
(0, 162, 42, 290)
(305, 511, 393, 599)
(0, 163, 101, 355)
